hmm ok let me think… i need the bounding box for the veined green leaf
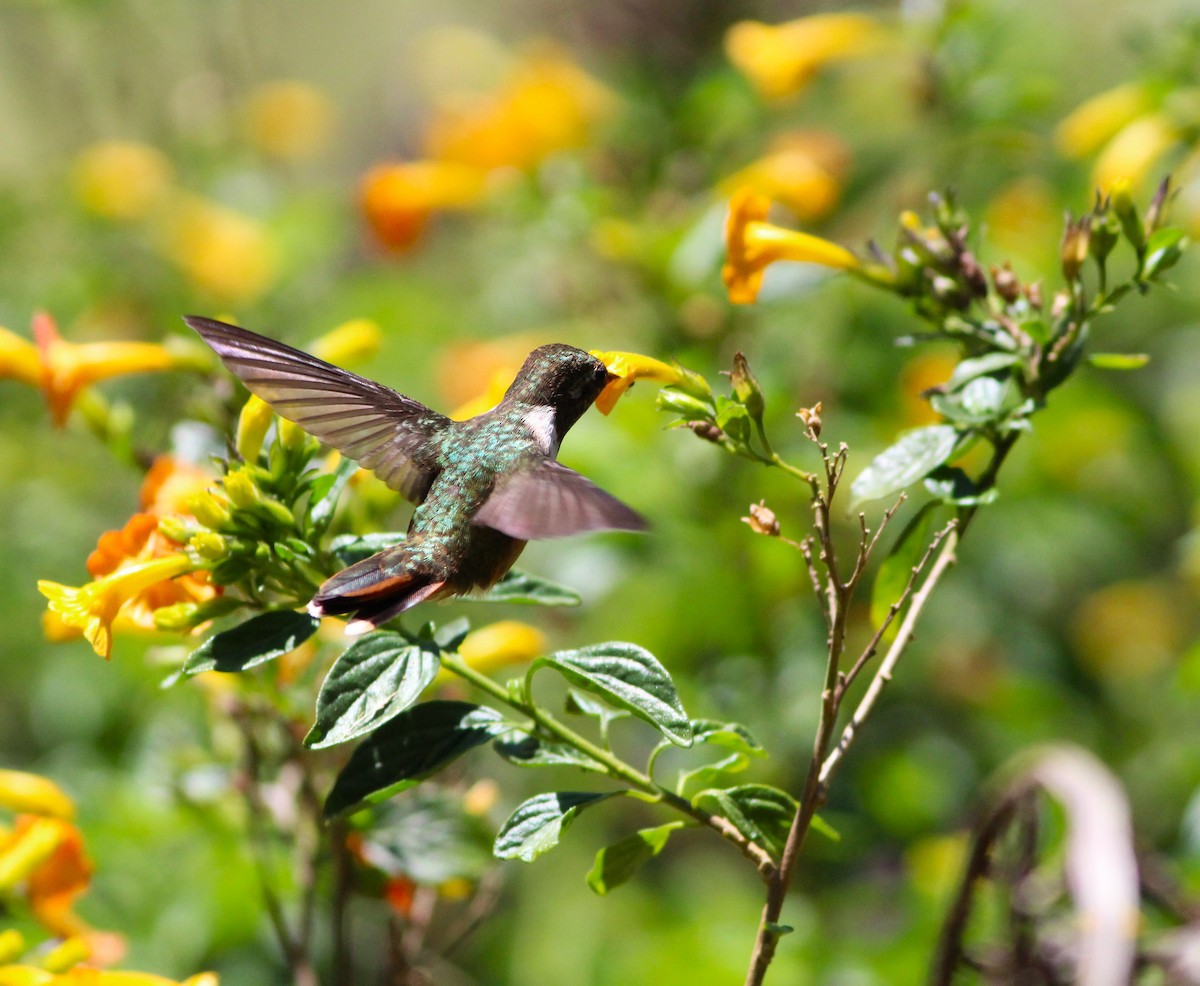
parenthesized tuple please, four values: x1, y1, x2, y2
(691, 719, 766, 757)
(308, 456, 359, 532)
(945, 353, 1019, 391)
(184, 610, 319, 674)
(305, 632, 440, 749)
(324, 701, 505, 818)
(493, 729, 607, 772)
(330, 531, 405, 566)
(849, 425, 959, 509)
(586, 821, 685, 895)
(494, 791, 616, 862)
(536, 643, 692, 746)
(692, 784, 798, 857)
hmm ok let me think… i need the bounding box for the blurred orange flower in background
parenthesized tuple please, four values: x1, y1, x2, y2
(720, 131, 850, 223)
(360, 161, 489, 252)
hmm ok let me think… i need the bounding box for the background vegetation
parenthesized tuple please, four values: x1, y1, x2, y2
(1, 0, 1199, 983)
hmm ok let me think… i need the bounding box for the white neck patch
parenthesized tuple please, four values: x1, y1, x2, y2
(522, 405, 559, 458)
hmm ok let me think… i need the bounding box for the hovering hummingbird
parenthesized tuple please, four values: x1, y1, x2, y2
(185, 317, 645, 634)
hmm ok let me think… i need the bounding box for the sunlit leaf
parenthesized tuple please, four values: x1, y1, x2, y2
(184, 610, 319, 674)
(470, 570, 581, 607)
(849, 425, 959, 509)
(1087, 352, 1150, 371)
(493, 729, 607, 772)
(305, 632, 440, 749)
(536, 643, 692, 746)
(494, 791, 616, 862)
(692, 784, 798, 857)
(308, 456, 359, 532)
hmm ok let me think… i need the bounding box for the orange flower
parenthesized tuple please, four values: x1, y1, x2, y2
(725, 13, 887, 100)
(360, 161, 489, 251)
(9, 313, 183, 428)
(722, 188, 859, 304)
(423, 46, 616, 171)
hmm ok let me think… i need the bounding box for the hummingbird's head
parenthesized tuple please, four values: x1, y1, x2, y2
(503, 344, 614, 433)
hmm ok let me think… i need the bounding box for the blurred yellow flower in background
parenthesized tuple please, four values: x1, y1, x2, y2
(360, 161, 489, 252)
(242, 80, 334, 161)
(71, 141, 173, 222)
(424, 46, 617, 171)
(309, 318, 383, 367)
(1071, 579, 1185, 680)
(0, 774, 74, 823)
(720, 132, 849, 222)
(725, 13, 887, 100)
(161, 197, 278, 302)
(722, 187, 859, 304)
(434, 620, 545, 687)
(1091, 112, 1179, 193)
(1054, 82, 1156, 159)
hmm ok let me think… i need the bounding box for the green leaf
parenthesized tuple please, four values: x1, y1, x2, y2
(470, 569, 582, 607)
(308, 457, 359, 532)
(945, 353, 1019, 391)
(324, 701, 505, 818)
(493, 791, 616, 862)
(535, 643, 692, 746)
(305, 632, 441, 749)
(677, 753, 751, 795)
(565, 689, 632, 727)
(923, 467, 1000, 507)
(184, 610, 319, 674)
(959, 376, 1005, 417)
(871, 503, 940, 632)
(331, 531, 405, 566)
(493, 729, 607, 772)
(693, 784, 798, 857)
(691, 719, 767, 758)
(1142, 227, 1187, 278)
(849, 425, 959, 509)
(586, 822, 685, 895)
(810, 814, 841, 842)
(1087, 352, 1150, 371)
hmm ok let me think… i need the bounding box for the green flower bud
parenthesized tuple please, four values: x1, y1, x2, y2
(158, 515, 194, 544)
(187, 490, 232, 529)
(190, 531, 229, 560)
(153, 602, 204, 632)
(236, 395, 275, 464)
(224, 468, 262, 509)
(729, 352, 765, 421)
(656, 388, 716, 420)
(1109, 178, 1143, 250)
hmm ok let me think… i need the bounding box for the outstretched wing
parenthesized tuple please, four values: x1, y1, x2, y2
(186, 316, 450, 503)
(472, 459, 647, 540)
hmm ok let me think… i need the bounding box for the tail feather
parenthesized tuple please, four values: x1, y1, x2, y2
(308, 549, 448, 633)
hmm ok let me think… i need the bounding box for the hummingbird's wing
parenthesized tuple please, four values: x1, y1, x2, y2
(472, 460, 647, 540)
(186, 316, 449, 503)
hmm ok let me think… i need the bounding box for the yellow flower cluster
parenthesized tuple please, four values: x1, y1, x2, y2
(0, 771, 217, 984)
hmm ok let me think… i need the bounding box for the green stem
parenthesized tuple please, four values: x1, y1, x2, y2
(437, 650, 776, 874)
(753, 419, 817, 484)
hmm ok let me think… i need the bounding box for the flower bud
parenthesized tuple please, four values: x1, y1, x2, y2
(223, 468, 263, 509)
(41, 936, 91, 974)
(236, 394, 275, 464)
(729, 351, 765, 420)
(158, 515, 195, 544)
(1061, 215, 1091, 282)
(278, 416, 310, 452)
(153, 601, 204, 631)
(187, 490, 233, 530)
(1108, 178, 1143, 250)
(688, 420, 726, 444)
(990, 263, 1020, 304)
(656, 388, 715, 420)
(190, 531, 229, 561)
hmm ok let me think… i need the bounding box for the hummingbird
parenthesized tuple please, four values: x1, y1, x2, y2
(184, 316, 645, 634)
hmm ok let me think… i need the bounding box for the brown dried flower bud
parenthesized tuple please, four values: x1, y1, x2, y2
(688, 420, 725, 443)
(742, 501, 780, 537)
(1023, 279, 1043, 310)
(990, 262, 1020, 304)
(796, 401, 823, 437)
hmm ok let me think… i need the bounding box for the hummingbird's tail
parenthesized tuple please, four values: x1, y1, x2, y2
(308, 551, 448, 636)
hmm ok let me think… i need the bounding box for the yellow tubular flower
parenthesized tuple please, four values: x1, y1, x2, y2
(31, 313, 183, 427)
(0, 965, 54, 985)
(720, 132, 848, 221)
(0, 818, 67, 890)
(722, 188, 859, 304)
(360, 161, 489, 251)
(588, 351, 687, 415)
(71, 141, 173, 222)
(0, 327, 40, 388)
(1055, 82, 1155, 159)
(235, 395, 275, 464)
(725, 13, 887, 100)
(309, 318, 382, 367)
(242, 80, 333, 161)
(1092, 113, 1179, 193)
(0, 772, 74, 821)
(38, 554, 196, 660)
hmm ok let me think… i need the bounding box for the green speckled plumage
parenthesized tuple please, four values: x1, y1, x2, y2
(186, 320, 645, 632)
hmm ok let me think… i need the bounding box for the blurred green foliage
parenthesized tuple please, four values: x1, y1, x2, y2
(2, 0, 1200, 983)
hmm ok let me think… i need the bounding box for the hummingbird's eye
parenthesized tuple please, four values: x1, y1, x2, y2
(593, 364, 608, 384)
